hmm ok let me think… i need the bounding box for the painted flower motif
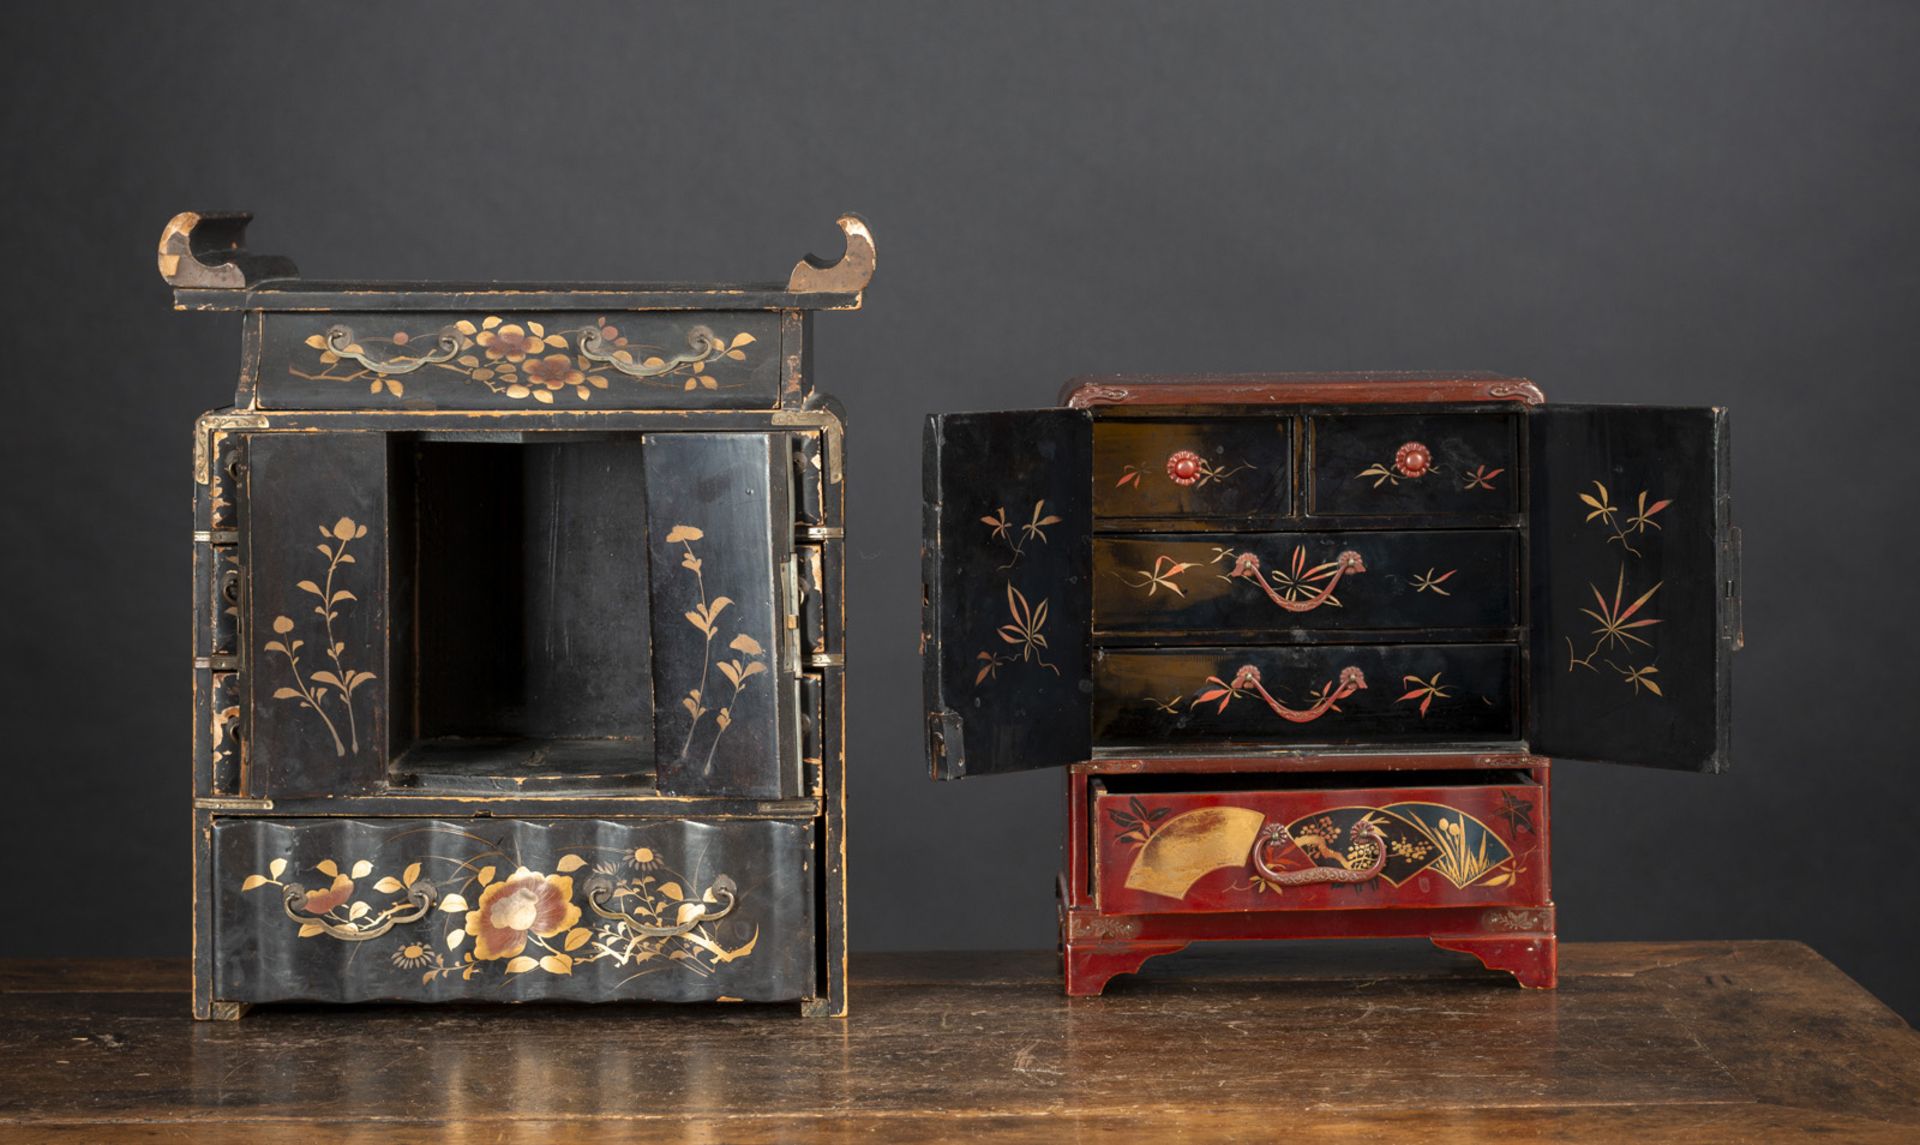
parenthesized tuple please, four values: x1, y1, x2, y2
(298, 873, 354, 916)
(474, 321, 547, 362)
(391, 942, 435, 969)
(1166, 450, 1204, 486)
(463, 868, 581, 961)
(628, 846, 663, 874)
(524, 353, 586, 391)
(1393, 441, 1431, 479)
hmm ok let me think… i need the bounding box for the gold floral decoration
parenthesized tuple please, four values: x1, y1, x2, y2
(239, 836, 757, 983)
(291, 315, 756, 403)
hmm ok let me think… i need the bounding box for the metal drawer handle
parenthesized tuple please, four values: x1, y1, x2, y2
(583, 873, 736, 936)
(1228, 663, 1367, 723)
(321, 324, 463, 376)
(577, 324, 723, 378)
(281, 880, 437, 941)
(1250, 817, 1386, 885)
(1229, 549, 1366, 612)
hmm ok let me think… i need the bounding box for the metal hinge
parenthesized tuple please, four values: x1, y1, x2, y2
(781, 555, 803, 676)
(195, 797, 273, 812)
(927, 709, 965, 779)
(771, 408, 844, 484)
(193, 412, 267, 485)
(1723, 524, 1744, 650)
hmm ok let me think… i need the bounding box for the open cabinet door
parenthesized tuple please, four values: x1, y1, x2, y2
(1529, 405, 1738, 771)
(243, 431, 391, 797)
(646, 432, 793, 799)
(923, 410, 1092, 779)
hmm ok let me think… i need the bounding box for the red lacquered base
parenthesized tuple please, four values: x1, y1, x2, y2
(1058, 754, 1558, 996)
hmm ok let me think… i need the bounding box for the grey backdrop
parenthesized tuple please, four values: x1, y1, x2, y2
(5, 2, 1916, 1020)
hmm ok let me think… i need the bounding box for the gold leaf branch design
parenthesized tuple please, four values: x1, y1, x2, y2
(666, 525, 767, 767)
(264, 516, 377, 756)
(293, 317, 756, 404)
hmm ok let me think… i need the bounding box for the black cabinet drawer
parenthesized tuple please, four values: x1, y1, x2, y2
(1093, 418, 1293, 524)
(1092, 643, 1519, 745)
(214, 817, 814, 1005)
(1093, 530, 1518, 636)
(1308, 412, 1519, 518)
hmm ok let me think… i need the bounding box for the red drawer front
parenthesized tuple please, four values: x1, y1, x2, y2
(1093, 781, 1546, 915)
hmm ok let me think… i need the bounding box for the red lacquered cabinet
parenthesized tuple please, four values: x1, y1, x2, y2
(922, 374, 1738, 994)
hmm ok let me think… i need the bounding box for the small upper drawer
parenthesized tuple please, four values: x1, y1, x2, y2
(1094, 530, 1518, 635)
(1091, 775, 1547, 915)
(257, 311, 783, 411)
(1093, 418, 1292, 524)
(1308, 411, 1518, 517)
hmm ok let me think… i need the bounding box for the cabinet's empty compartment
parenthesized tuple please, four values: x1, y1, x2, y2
(391, 436, 656, 792)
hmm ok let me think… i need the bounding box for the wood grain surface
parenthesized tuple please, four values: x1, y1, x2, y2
(1, 943, 1914, 1143)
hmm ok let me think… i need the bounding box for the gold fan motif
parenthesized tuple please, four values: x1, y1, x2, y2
(1122, 807, 1267, 899)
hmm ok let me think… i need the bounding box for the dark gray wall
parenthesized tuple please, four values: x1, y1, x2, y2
(4, 2, 1915, 1020)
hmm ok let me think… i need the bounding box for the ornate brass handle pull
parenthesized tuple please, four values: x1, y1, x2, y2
(1228, 549, 1367, 613)
(323, 324, 462, 376)
(1250, 819, 1387, 886)
(281, 880, 437, 941)
(577, 324, 723, 378)
(583, 874, 736, 936)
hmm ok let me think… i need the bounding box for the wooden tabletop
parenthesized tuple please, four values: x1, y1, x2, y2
(1, 942, 1914, 1142)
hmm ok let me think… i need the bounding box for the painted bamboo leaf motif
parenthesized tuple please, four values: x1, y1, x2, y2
(1397, 672, 1454, 717)
(974, 495, 1064, 683)
(1568, 478, 1674, 696)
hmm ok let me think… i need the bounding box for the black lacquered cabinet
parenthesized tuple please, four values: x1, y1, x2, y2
(171, 211, 872, 1017)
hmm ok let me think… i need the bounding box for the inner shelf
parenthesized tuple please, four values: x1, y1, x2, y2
(389, 736, 656, 794)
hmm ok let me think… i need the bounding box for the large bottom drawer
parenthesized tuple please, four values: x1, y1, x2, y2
(1093, 775, 1546, 915)
(213, 817, 814, 1005)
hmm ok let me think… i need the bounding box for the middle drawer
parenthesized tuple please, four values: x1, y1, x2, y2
(1093, 530, 1518, 636)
